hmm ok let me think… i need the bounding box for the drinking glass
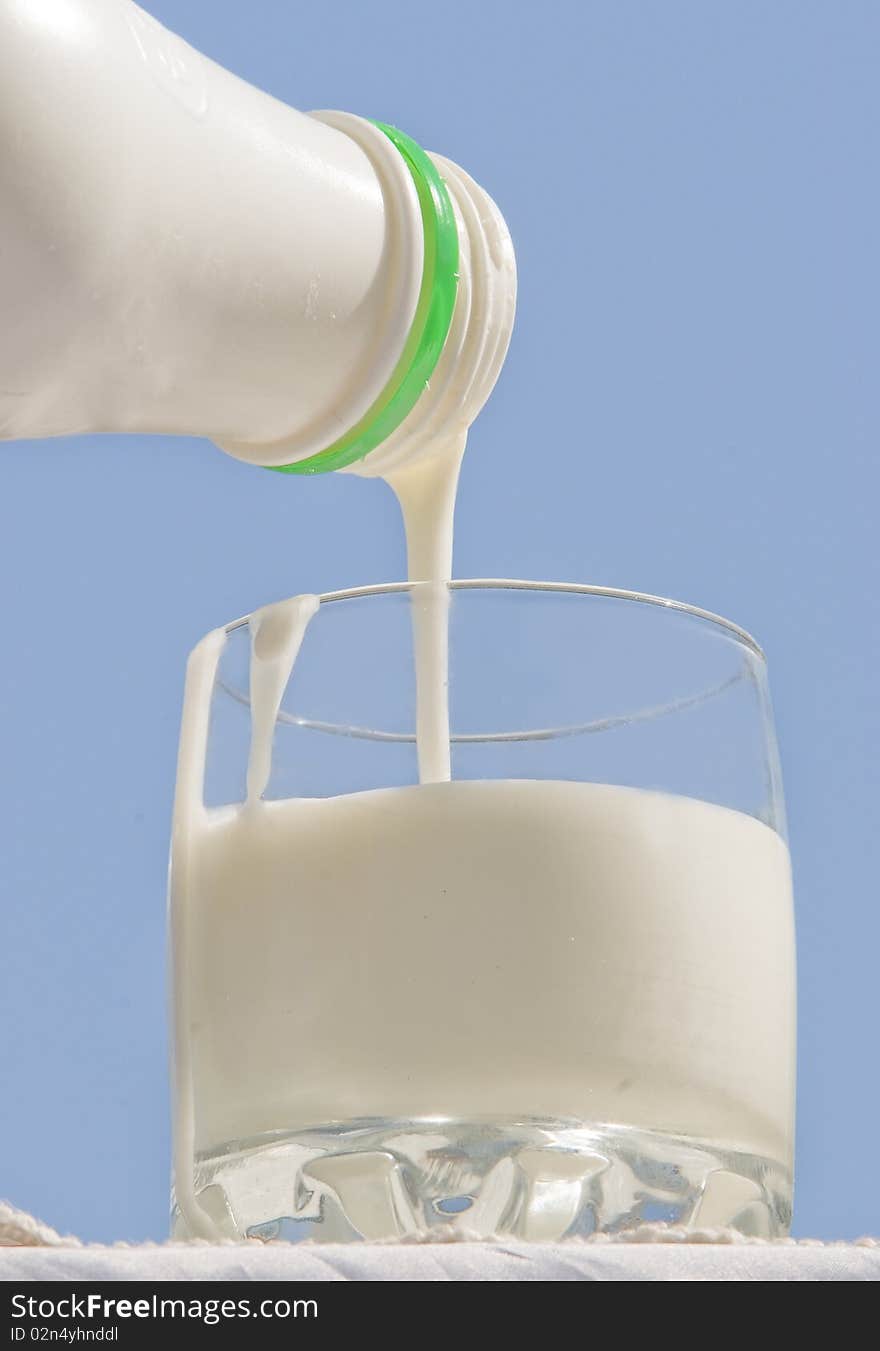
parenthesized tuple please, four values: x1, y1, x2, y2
(169, 580, 795, 1242)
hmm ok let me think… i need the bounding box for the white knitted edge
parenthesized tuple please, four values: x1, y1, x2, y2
(2, 1202, 877, 1251)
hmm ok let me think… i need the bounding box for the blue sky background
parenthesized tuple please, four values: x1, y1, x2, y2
(1, 0, 877, 1241)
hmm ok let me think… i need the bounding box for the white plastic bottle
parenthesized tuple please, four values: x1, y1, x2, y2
(0, 0, 516, 477)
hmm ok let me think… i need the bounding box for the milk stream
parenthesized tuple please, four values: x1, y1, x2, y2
(240, 433, 464, 796)
(385, 433, 465, 784)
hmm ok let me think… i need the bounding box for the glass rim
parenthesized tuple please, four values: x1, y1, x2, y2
(223, 578, 764, 661)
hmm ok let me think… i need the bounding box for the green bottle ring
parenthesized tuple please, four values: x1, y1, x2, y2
(268, 122, 459, 475)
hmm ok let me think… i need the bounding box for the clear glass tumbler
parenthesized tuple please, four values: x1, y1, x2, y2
(169, 580, 795, 1242)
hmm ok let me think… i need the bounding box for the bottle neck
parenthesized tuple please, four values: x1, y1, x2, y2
(217, 115, 516, 475)
(345, 149, 517, 479)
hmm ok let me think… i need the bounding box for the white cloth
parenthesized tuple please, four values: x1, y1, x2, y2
(2, 1202, 876, 1281)
(3, 1240, 878, 1282)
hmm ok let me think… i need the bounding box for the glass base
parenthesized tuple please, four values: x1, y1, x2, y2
(172, 1118, 791, 1242)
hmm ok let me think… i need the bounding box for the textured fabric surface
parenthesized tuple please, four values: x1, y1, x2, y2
(2, 1202, 876, 1281)
(2, 1241, 878, 1282)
